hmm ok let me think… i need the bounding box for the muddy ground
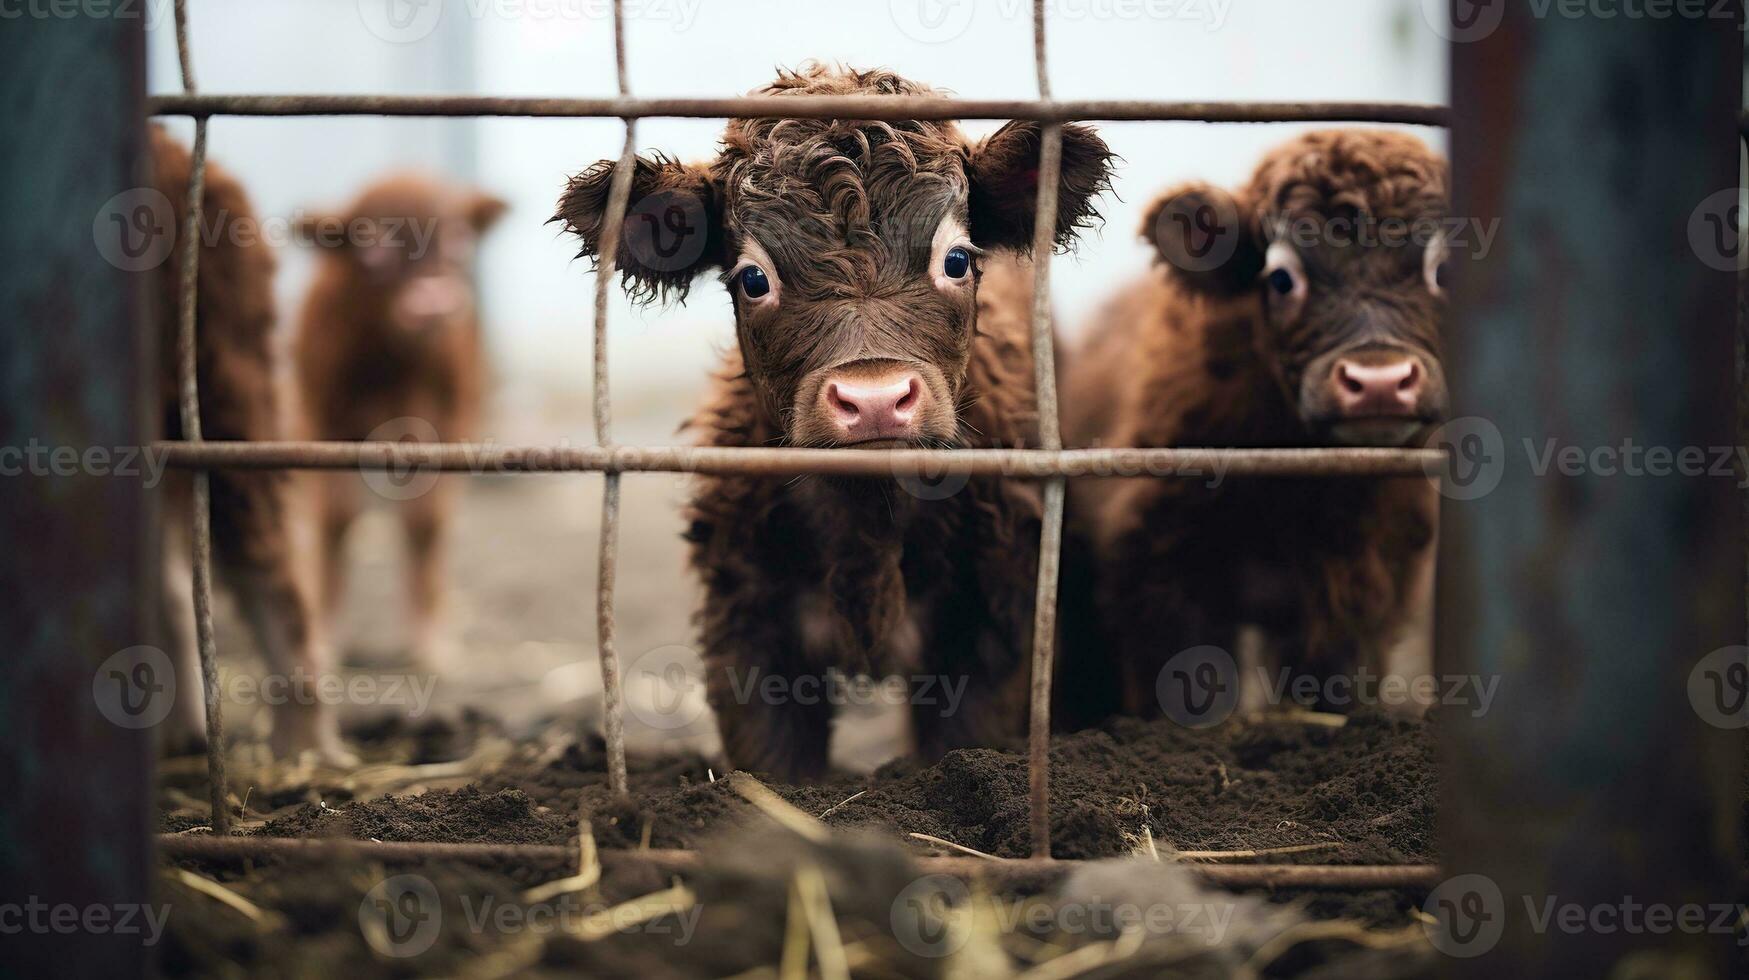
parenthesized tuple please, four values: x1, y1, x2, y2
(158, 700, 1442, 978)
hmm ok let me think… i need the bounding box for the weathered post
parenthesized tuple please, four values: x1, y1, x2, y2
(0, 10, 155, 980)
(1439, 2, 1744, 975)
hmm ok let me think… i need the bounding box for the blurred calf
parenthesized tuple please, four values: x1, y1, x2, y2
(293, 174, 505, 672)
(150, 126, 349, 764)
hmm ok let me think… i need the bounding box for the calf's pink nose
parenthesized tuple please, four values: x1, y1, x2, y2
(823, 372, 925, 441)
(395, 276, 468, 325)
(1333, 357, 1422, 417)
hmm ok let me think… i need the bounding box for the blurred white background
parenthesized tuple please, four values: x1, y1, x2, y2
(148, 0, 1448, 423)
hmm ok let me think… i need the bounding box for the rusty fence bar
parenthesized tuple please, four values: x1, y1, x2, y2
(170, 0, 230, 837)
(588, 0, 636, 799)
(1025, 0, 1065, 860)
(148, 93, 1451, 125)
(152, 442, 1444, 479)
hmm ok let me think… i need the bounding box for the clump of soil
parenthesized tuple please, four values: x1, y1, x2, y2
(260, 785, 570, 846)
(174, 708, 1433, 871)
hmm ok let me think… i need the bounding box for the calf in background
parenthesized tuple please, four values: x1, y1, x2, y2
(293, 174, 505, 672)
(150, 126, 349, 764)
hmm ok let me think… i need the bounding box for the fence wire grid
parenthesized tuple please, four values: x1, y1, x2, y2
(157, 0, 1447, 859)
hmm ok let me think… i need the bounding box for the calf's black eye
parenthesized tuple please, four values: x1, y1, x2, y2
(943, 246, 971, 280)
(1267, 268, 1295, 295)
(738, 265, 770, 299)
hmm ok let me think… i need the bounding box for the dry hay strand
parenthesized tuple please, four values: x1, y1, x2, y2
(908, 832, 1004, 861)
(1171, 841, 1344, 862)
(558, 882, 697, 943)
(731, 773, 829, 844)
(523, 820, 601, 904)
(1236, 920, 1429, 979)
(169, 868, 284, 930)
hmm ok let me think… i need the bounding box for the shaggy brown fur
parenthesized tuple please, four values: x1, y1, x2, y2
(1059, 130, 1448, 725)
(150, 126, 346, 762)
(292, 174, 505, 673)
(558, 64, 1113, 780)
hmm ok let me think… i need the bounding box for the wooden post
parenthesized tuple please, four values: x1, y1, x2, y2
(0, 11, 154, 979)
(1439, 2, 1744, 974)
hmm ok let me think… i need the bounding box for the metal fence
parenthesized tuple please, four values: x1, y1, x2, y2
(155, 0, 1444, 860)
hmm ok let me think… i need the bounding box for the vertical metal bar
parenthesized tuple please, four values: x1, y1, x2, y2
(0, 10, 151, 978)
(1026, 0, 1066, 860)
(591, 0, 635, 797)
(172, 0, 230, 836)
(1440, 5, 1742, 974)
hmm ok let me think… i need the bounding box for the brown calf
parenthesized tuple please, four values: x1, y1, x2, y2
(292, 174, 505, 672)
(558, 65, 1113, 780)
(1060, 129, 1449, 725)
(150, 127, 348, 763)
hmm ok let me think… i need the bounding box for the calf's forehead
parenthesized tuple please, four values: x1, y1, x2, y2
(723, 149, 971, 290)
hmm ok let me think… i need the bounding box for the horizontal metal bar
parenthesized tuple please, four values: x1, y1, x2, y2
(147, 93, 1452, 125)
(154, 834, 1441, 890)
(152, 441, 1444, 479)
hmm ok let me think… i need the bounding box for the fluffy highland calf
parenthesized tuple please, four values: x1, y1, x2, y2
(558, 65, 1113, 780)
(1060, 129, 1449, 724)
(150, 127, 349, 763)
(293, 175, 506, 673)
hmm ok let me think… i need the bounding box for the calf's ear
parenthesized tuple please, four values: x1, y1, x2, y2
(554, 154, 724, 302)
(1140, 181, 1265, 295)
(967, 121, 1114, 253)
(292, 210, 350, 249)
(469, 192, 509, 233)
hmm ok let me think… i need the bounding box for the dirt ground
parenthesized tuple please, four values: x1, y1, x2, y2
(154, 394, 1436, 977)
(159, 709, 1440, 978)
